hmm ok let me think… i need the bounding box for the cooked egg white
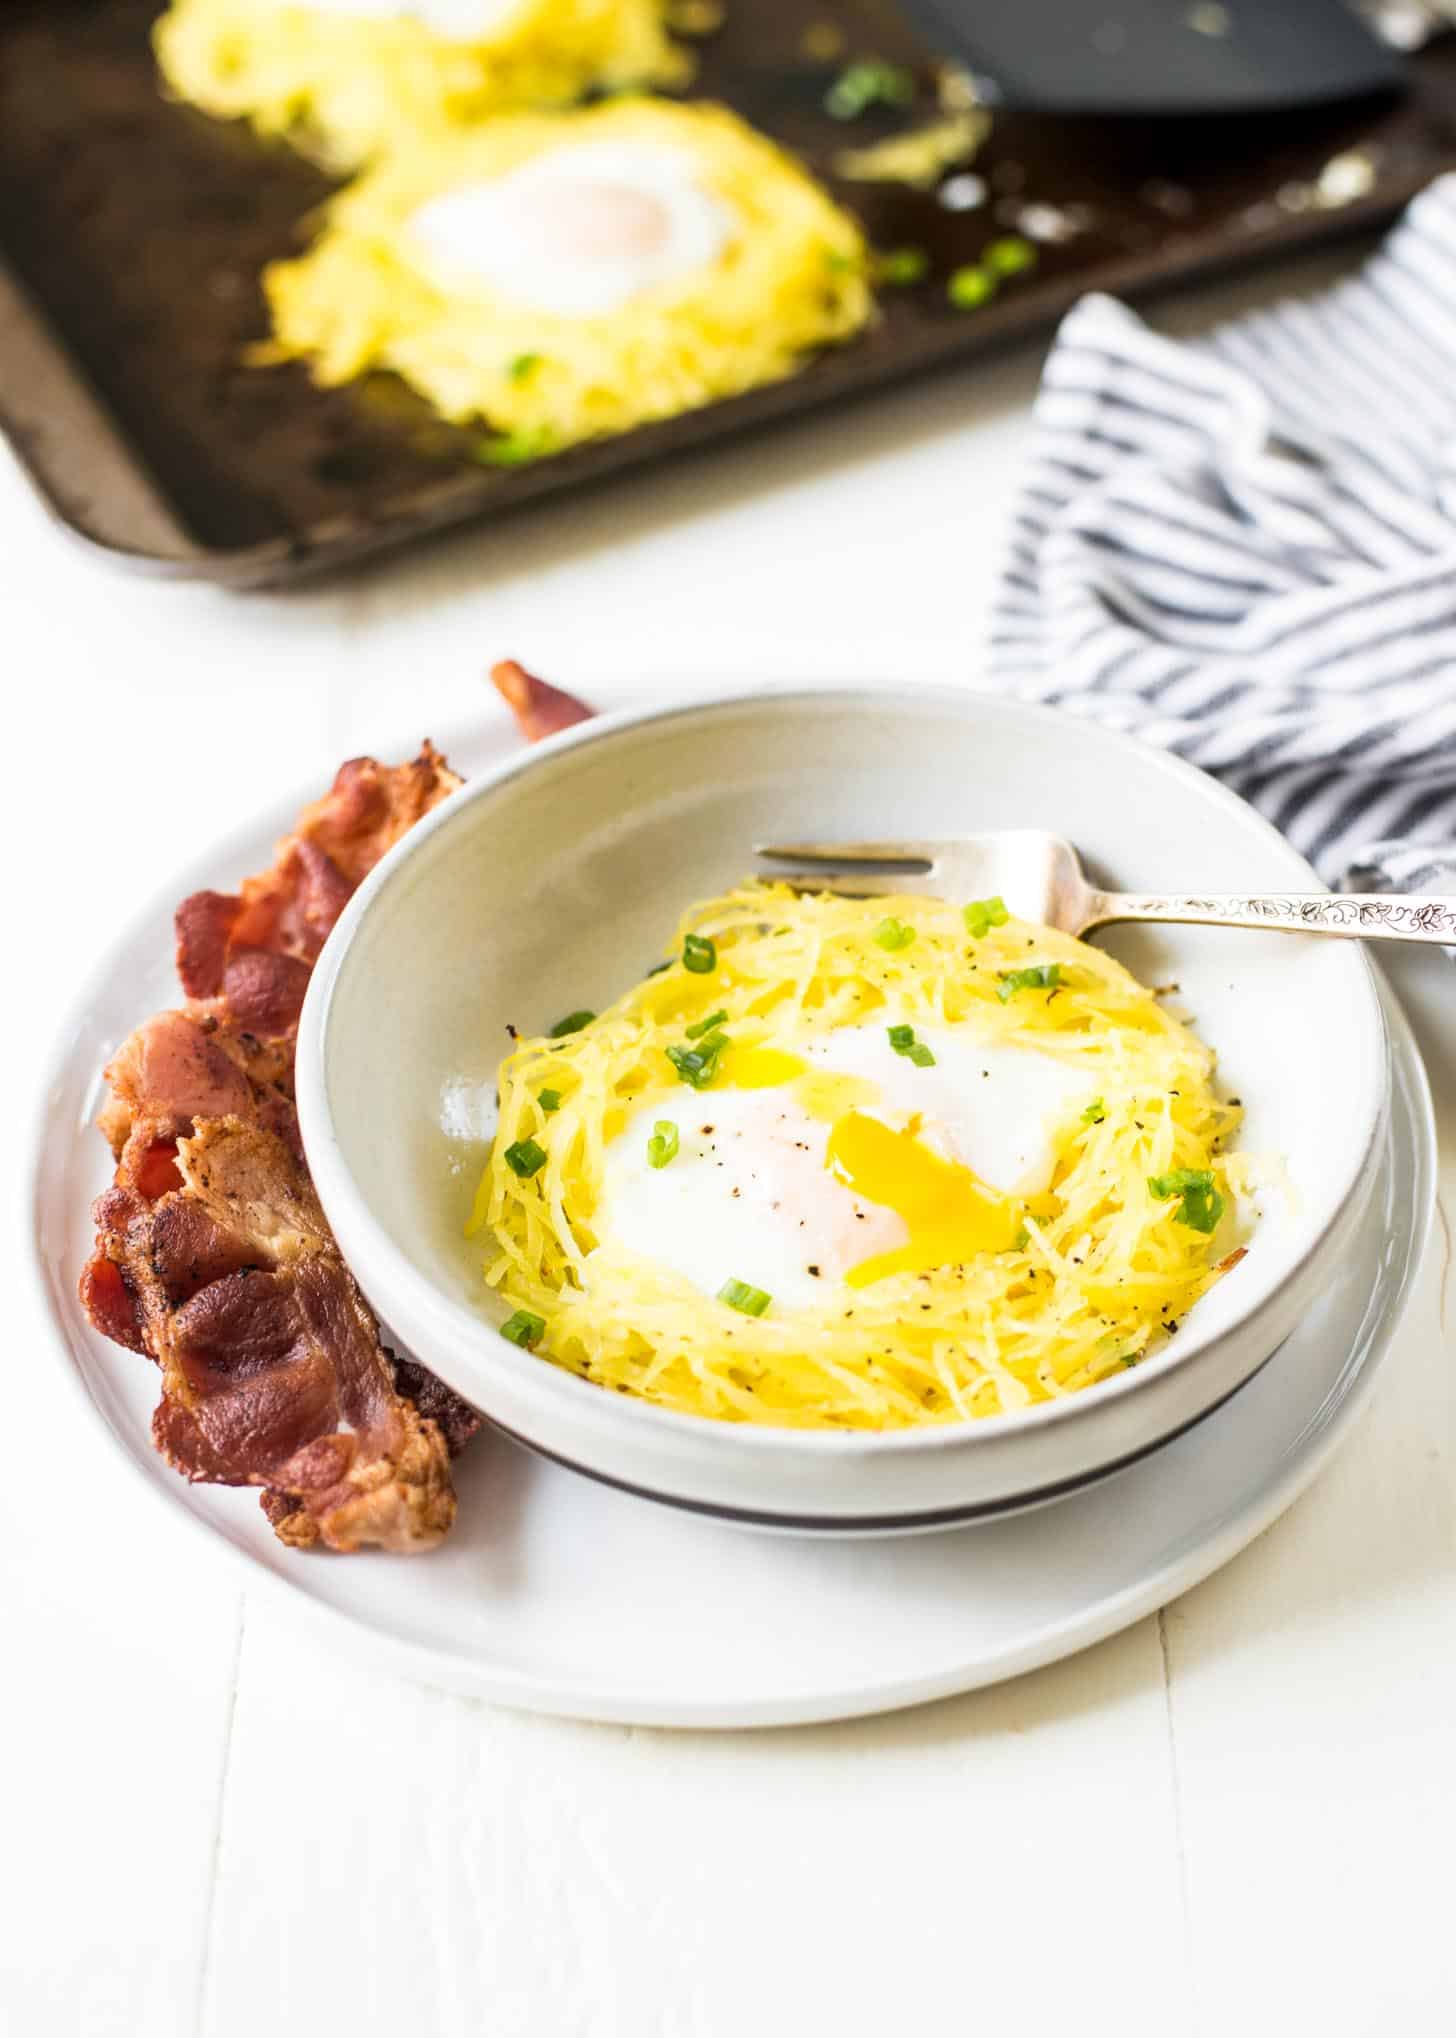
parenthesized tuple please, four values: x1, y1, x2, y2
(599, 1023, 1093, 1311)
(264, 98, 871, 451)
(472, 885, 1252, 1430)
(154, 0, 692, 169)
(405, 139, 735, 315)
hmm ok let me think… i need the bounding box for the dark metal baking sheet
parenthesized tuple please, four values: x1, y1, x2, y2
(1, 1, 1454, 588)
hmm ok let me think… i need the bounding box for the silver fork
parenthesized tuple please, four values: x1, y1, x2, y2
(755, 830, 1456, 945)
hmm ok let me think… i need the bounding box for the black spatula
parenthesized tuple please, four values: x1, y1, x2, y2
(895, 0, 1407, 114)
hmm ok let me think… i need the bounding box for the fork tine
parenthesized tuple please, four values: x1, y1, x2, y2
(763, 872, 960, 901)
(765, 872, 900, 899)
(755, 840, 941, 869)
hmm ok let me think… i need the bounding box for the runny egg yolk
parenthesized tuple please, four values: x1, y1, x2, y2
(826, 1110, 1021, 1283)
(711, 1042, 1021, 1283)
(716, 1046, 877, 1120)
(715, 1043, 809, 1089)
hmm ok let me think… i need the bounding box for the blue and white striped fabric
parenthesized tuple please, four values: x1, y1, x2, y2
(990, 174, 1456, 888)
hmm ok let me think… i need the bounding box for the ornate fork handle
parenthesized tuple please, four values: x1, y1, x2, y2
(1088, 891, 1456, 943)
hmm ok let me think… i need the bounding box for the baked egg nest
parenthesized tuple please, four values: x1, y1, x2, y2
(471, 886, 1257, 1431)
(154, 0, 693, 169)
(262, 98, 873, 457)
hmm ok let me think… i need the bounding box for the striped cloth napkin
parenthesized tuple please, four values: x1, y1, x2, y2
(989, 173, 1456, 890)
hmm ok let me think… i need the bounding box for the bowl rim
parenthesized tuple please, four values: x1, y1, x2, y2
(296, 680, 1389, 1461)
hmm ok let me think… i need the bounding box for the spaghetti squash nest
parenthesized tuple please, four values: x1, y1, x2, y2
(154, 0, 692, 170)
(470, 885, 1257, 1431)
(261, 99, 871, 454)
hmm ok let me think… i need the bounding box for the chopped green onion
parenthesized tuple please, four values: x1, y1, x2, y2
(874, 916, 916, 952)
(501, 1308, 545, 1349)
(508, 352, 542, 382)
(985, 235, 1037, 276)
(477, 426, 555, 467)
(997, 963, 1062, 1002)
(682, 933, 717, 974)
(1148, 1168, 1224, 1235)
(537, 1088, 562, 1114)
(887, 1023, 935, 1067)
(645, 960, 672, 978)
(504, 1137, 547, 1179)
(947, 265, 997, 311)
(686, 1008, 728, 1039)
(667, 1030, 728, 1089)
(549, 1009, 595, 1037)
(1082, 1098, 1105, 1125)
(647, 1120, 680, 1169)
(963, 895, 1009, 938)
(718, 1277, 772, 1317)
(875, 246, 929, 287)
(824, 58, 916, 120)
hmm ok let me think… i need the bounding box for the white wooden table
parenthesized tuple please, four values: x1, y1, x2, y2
(7, 250, 1455, 2037)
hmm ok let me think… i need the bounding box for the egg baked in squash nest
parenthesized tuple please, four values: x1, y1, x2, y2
(155, 0, 692, 169)
(262, 98, 872, 457)
(470, 887, 1256, 1431)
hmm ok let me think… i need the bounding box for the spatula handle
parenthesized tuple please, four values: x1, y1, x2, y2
(1090, 891, 1456, 944)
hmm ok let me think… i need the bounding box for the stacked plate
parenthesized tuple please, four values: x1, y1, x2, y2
(35, 689, 1434, 1725)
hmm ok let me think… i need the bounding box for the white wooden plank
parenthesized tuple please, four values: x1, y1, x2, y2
(202, 1604, 1188, 2038)
(1161, 946, 1456, 2037)
(0, 1360, 243, 2035)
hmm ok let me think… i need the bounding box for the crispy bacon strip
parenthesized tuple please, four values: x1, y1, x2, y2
(96, 1109, 455, 1551)
(81, 746, 475, 1553)
(176, 743, 460, 1037)
(491, 659, 596, 743)
(83, 691, 599, 1554)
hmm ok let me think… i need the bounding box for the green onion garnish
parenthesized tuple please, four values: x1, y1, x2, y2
(501, 1308, 546, 1349)
(508, 352, 542, 382)
(985, 235, 1037, 276)
(947, 265, 997, 311)
(1148, 1168, 1224, 1235)
(963, 895, 1009, 938)
(874, 916, 916, 952)
(647, 1120, 680, 1169)
(667, 1030, 728, 1089)
(1082, 1098, 1105, 1125)
(549, 1009, 595, 1037)
(537, 1088, 562, 1114)
(824, 58, 916, 120)
(477, 426, 555, 467)
(875, 246, 929, 287)
(682, 933, 717, 974)
(685, 1008, 728, 1039)
(997, 964, 1061, 1002)
(718, 1278, 771, 1317)
(504, 1137, 547, 1178)
(887, 1023, 935, 1067)
(645, 960, 672, 977)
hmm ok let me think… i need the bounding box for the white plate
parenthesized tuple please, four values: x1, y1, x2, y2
(30, 723, 1435, 1730)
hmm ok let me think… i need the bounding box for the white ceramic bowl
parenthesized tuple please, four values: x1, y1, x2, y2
(297, 687, 1388, 1530)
